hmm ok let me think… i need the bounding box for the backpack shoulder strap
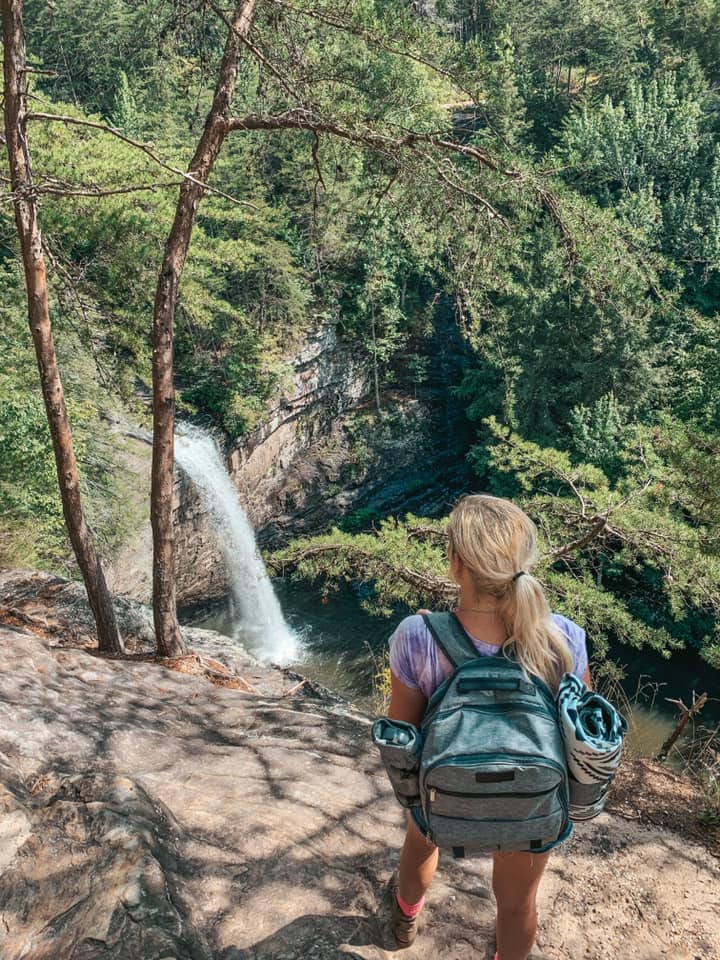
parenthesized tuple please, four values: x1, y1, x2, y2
(422, 612, 480, 669)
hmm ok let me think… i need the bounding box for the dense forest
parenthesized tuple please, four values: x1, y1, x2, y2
(2, 0, 720, 679)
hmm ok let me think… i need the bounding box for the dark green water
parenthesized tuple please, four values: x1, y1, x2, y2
(189, 579, 393, 705)
(188, 578, 719, 760)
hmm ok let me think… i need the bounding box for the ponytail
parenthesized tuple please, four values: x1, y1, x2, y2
(500, 571, 572, 689)
(448, 495, 573, 689)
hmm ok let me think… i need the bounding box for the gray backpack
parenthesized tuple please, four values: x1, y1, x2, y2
(373, 612, 572, 857)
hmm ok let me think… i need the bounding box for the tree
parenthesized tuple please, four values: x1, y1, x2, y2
(19, 0, 718, 670)
(14, 0, 520, 656)
(272, 417, 720, 673)
(567, 392, 628, 480)
(559, 73, 705, 199)
(110, 70, 142, 140)
(482, 26, 531, 152)
(1, 0, 124, 654)
(145, 0, 530, 655)
(150, 0, 258, 658)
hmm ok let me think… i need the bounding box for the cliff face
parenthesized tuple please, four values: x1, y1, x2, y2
(108, 315, 473, 606)
(229, 320, 369, 526)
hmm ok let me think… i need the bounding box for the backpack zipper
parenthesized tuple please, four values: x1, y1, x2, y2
(432, 702, 556, 722)
(424, 752, 567, 781)
(428, 784, 557, 803)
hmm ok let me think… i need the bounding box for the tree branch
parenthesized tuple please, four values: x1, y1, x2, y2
(8, 175, 183, 199)
(26, 112, 257, 209)
(271, 541, 458, 603)
(226, 109, 520, 176)
(550, 516, 608, 560)
(206, 0, 306, 106)
(265, 0, 479, 100)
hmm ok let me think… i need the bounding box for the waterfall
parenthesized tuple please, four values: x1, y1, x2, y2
(174, 423, 299, 665)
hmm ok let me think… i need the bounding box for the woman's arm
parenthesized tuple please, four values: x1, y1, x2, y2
(388, 670, 427, 728)
(582, 665, 592, 689)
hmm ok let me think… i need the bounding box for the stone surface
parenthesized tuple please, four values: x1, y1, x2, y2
(232, 313, 475, 550)
(1, 577, 718, 960)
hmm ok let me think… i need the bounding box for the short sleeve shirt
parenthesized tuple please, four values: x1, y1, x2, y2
(389, 613, 588, 699)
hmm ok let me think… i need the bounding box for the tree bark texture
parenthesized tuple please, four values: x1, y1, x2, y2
(1, 0, 124, 655)
(151, 0, 257, 657)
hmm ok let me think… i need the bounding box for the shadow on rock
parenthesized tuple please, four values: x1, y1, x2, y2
(218, 909, 397, 960)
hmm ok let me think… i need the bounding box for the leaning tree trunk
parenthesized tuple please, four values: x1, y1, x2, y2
(1, 0, 124, 654)
(151, 0, 258, 657)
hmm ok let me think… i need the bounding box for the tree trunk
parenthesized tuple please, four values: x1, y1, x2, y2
(151, 0, 257, 657)
(1, 0, 124, 655)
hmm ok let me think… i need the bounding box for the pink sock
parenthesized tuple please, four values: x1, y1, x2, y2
(396, 891, 425, 917)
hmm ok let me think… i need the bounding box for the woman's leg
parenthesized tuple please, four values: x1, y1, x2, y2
(492, 850, 550, 960)
(397, 812, 439, 904)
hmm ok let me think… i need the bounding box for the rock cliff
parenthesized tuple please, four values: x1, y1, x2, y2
(0, 572, 718, 960)
(108, 316, 473, 607)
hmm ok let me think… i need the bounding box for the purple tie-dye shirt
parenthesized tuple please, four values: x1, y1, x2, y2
(389, 613, 588, 699)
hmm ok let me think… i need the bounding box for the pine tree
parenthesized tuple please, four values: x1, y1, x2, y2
(110, 70, 141, 139)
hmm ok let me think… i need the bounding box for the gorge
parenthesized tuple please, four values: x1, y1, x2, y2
(107, 311, 474, 609)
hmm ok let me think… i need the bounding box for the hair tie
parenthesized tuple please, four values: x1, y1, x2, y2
(512, 570, 526, 582)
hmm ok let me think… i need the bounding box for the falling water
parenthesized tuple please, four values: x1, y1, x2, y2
(174, 423, 299, 665)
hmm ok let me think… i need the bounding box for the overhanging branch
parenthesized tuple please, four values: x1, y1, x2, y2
(271, 541, 458, 603)
(226, 109, 520, 178)
(550, 516, 608, 560)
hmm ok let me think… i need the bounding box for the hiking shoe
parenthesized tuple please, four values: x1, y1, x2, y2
(390, 884, 420, 948)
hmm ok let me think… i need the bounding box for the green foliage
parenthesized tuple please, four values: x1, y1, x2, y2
(270, 513, 451, 617)
(559, 74, 705, 198)
(568, 393, 629, 479)
(663, 145, 720, 275)
(0, 261, 65, 566)
(479, 417, 720, 669)
(25, 0, 719, 455)
(647, 0, 720, 84)
(110, 71, 143, 139)
(0, 311, 113, 572)
(0, 373, 66, 567)
(279, 417, 720, 673)
(25, 0, 225, 123)
(557, 65, 720, 306)
(482, 27, 532, 152)
(4, 0, 720, 693)
(455, 194, 666, 444)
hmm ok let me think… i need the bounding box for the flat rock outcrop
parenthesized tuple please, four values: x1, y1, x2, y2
(0, 574, 719, 960)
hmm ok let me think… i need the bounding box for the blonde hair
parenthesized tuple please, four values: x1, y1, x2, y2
(447, 494, 572, 689)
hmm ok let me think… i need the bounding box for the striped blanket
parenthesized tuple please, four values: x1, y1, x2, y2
(557, 673, 628, 821)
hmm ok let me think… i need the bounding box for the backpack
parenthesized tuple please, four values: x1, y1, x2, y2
(373, 612, 572, 857)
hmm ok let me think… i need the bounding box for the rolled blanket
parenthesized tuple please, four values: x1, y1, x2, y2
(557, 673, 628, 821)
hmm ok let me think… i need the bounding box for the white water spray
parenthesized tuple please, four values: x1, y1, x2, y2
(175, 424, 299, 665)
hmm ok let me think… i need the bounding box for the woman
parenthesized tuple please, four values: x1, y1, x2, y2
(386, 495, 591, 959)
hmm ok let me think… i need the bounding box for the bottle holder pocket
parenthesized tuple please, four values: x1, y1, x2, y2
(372, 717, 422, 809)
